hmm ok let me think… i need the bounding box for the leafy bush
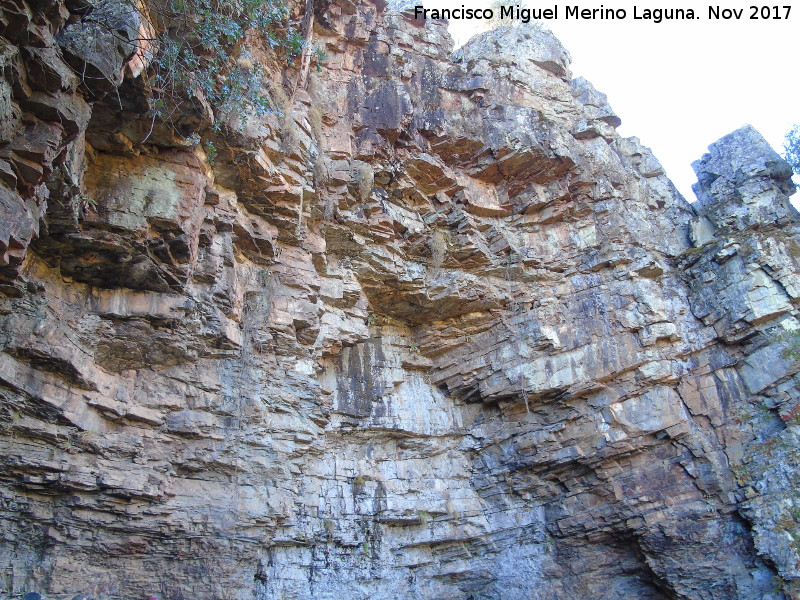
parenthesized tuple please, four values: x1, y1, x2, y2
(81, 0, 305, 133)
(785, 124, 800, 174)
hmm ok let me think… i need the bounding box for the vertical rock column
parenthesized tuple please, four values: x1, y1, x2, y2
(683, 125, 800, 595)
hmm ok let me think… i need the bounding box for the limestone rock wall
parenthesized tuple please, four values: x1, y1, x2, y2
(1, 1, 799, 599)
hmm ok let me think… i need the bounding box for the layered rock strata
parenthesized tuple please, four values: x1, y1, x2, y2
(0, 1, 799, 599)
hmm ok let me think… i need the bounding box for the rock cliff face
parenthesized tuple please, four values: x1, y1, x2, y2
(1, 1, 799, 599)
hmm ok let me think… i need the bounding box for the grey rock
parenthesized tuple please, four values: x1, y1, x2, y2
(56, 0, 141, 95)
(0, 1, 798, 600)
(692, 124, 798, 230)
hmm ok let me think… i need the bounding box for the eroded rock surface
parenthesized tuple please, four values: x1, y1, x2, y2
(1, 1, 799, 599)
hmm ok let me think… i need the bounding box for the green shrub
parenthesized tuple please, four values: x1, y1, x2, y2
(84, 0, 305, 133)
(152, 0, 304, 125)
(785, 125, 800, 173)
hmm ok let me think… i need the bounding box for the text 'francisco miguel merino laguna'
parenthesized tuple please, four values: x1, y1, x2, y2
(413, 5, 793, 23)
